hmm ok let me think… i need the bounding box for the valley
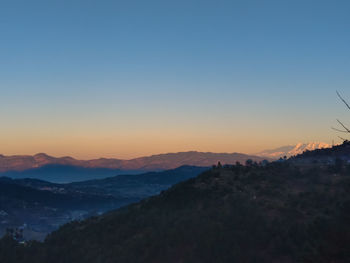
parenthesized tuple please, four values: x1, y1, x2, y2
(0, 166, 207, 241)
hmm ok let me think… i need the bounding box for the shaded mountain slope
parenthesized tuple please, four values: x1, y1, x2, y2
(2, 146, 350, 263)
(68, 165, 209, 199)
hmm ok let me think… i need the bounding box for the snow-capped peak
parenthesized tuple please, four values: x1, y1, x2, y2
(257, 142, 332, 159)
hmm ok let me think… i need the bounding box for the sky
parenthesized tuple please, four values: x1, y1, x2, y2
(0, 0, 350, 159)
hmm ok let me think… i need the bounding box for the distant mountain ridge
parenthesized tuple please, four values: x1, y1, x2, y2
(0, 151, 267, 173)
(257, 142, 331, 158)
(0, 165, 136, 183)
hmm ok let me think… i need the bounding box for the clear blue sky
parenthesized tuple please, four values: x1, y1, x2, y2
(0, 0, 349, 158)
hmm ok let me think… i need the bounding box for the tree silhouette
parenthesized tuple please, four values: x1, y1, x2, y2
(332, 91, 350, 141)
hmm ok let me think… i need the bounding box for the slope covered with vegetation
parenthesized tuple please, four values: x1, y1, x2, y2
(1, 145, 350, 263)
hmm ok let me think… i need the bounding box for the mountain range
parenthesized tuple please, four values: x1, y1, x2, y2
(256, 142, 331, 158)
(2, 143, 350, 263)
(0, 151, 267, 173)
(0, 144, 332, 183)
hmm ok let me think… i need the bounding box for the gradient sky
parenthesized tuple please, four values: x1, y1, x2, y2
(0, 0, 350, 159)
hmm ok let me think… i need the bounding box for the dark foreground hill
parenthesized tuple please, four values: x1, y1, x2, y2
(1, 151, 350, 262)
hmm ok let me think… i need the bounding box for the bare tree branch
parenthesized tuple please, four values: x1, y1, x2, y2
(331, 127, 349, 133)
(337, 91, 350, 111)
(338, 135, 347, 141)
(333, 91, 350, 140)
(336, 119, 350, 133)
